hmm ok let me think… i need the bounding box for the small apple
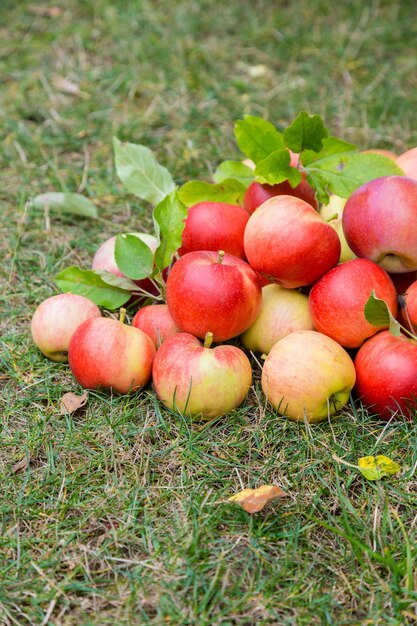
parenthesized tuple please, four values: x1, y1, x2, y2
(165, 250, 262, 342)
(240, 284, 314, 354)
(179, 201, 250, 259)
(261, 330, 356, 423)
(31, 293, 101, 362)
(308, 258, 397, 348)
(354, 330, 417, 420)
(152, 332, 252, 419)
(244, 195, 341, 288)
(132, 304, 181, 348)
(68, 314, 155, 394)
(342, 176, 417, 272)
(396, 146, 417, 181)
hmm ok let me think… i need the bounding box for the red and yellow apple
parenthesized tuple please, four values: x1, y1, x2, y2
(31, 293, 101, 362)
(342, 176, 417, 272)
(152, 332, 252, 419)
(68, 316, 155, 394)
(244, 195, 341, 288)
(261, 330, 356, 423)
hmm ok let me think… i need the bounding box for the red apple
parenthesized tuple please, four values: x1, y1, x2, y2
(68, 316, 155, 394)
(179, 201, 250, 259)
(152, 332, 252, 419)
(132, 304, 180, 348)
(244, 195, 341, 289)
(240, 284, 314, 354)
(262, 330, 356, 423)
(396, 146, 417, 181)
(31, 293, 101, 362)
(165, 250, 261, 342)
(308, 259, 397, 348)
(342, 176, 417, 272)
(354, 330, 417, 420)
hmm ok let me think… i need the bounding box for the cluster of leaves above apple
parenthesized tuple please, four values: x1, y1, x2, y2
(31, 111, 402, 318)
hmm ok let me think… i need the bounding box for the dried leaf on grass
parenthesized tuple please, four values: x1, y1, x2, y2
(28, 6, 63, 17)
(358, 455, 401, 481)
(53, 77, 90, 99)
(11, 455, 30, 474)
(227, 484, 289, 514)
(59, 391, 88, 415)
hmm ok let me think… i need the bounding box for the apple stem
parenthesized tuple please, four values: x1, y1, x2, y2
(204, 332, 214, 349)
(217, 250, 225, 264)
(119, 307, 127, 324)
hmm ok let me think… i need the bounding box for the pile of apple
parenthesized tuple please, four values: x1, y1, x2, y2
(30, 144, 417, 424)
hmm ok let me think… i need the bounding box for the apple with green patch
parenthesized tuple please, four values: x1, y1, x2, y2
(262, 330, 356, 423)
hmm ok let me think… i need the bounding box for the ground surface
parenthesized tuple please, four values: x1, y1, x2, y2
(2, 1, 417, 624)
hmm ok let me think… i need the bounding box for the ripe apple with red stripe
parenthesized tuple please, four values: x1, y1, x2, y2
(243, 195, 340, 288)
(152, 332, 252, 419)
(342, 176, 417, 273)
(68, 316, 155, 394)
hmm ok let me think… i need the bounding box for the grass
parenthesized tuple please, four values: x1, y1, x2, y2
(2, 0, 417, 623)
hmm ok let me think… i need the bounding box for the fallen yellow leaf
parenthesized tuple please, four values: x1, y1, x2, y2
(358, 455, 401, 481)
(59, 391, 88, 415)
(227, 484, 289, 514)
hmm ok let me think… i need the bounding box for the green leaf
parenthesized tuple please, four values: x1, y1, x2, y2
(114, 233, 154, 280)
(254, 149, 302, 187)
(306, 152, 403, 200)
(94, 271, 139, 292)
(301, 136, 357, 166)
(213, 160, 254, 187)
(358, 455, 401, 481)
(283, 112, 328, 153)
(54, 266, 131, 310)
(178, 179, 246, 207)
(364, 290, 402, 336)
(234, 115, 285, 164)
(113, 137, 175, 204)
(32, 193, 98, 218)
(153, 190, 188, 271)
